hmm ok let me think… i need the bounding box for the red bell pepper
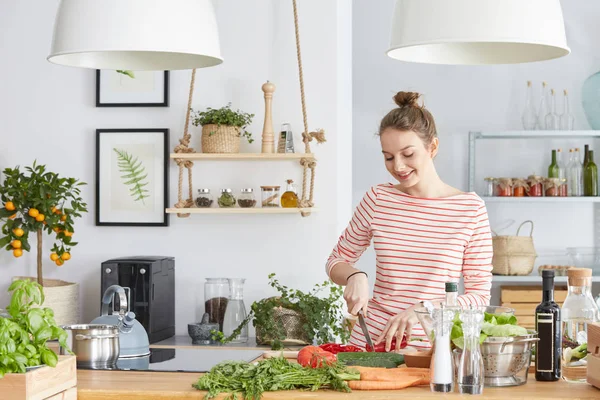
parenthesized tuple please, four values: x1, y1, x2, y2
(365, 334, 408, 352)
(318, 343, 364, 354)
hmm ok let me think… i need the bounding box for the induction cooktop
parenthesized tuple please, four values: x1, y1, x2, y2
(77, 347, 264, 373)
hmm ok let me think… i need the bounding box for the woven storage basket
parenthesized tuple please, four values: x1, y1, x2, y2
(491, 221, 537, 276)
(201, 124, 241, 153)
(255, 304, 311, 346)
(13, 277, 80, 326)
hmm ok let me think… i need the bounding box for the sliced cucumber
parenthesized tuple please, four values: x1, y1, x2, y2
(337, 352, 405, 368)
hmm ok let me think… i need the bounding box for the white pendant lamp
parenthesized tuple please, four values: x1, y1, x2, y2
(387, 0, 570, 65)
(47, 0, 223, 70)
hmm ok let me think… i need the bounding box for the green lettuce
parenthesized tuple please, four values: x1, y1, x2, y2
(451, 312, 528, 349)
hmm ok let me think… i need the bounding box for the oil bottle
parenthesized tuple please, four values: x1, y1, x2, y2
(281, 179, 298, 208)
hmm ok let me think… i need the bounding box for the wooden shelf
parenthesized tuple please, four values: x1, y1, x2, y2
(492, 274, 600, 284)
(169, 153, 315, 161)
(483, 196, 600, 203)
(165, 207, 317, 215)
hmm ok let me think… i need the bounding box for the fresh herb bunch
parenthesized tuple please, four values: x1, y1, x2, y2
(191, 103, 255, 144)
(218, 273, 349, 350)
(193, 356, 359, 400)
(0, 279, 72, 378)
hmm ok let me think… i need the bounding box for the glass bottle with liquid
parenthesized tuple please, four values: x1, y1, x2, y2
(535, 270, 561, 381)
(584, 150, 598, 196)
(445, 282, 458, 307)
(561, 268, 600, 382)
(281, 179, 299, 208)
(222, 278, 249, 343)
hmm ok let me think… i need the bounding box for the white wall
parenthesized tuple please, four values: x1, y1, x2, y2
(352, 0, 600, 280)
(0, 0, 353, 335)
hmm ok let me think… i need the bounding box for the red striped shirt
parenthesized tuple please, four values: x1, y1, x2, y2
(326, 184, 493, 348)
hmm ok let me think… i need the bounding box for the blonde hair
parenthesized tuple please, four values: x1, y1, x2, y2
(378, 91, 438, 146)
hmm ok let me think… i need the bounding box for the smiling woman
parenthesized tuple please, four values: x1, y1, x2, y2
(326, 91, 493, 352)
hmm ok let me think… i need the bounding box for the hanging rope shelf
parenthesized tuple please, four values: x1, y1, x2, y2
(170, 0, 324, 218)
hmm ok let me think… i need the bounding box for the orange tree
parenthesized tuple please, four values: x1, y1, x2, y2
(0, 162, 87, 285)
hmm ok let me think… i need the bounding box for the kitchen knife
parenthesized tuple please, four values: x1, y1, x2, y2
(357, 311, 375, 352)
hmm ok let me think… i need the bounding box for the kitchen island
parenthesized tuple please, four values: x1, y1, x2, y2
(77, 369, 600, 399)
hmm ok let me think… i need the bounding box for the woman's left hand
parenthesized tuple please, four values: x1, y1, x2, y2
(375, 303, 420, 352)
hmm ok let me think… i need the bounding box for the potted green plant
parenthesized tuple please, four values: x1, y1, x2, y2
(191, 103, 255, 153)
(0, 162, 87, 326)
(214, 274, 350, 350)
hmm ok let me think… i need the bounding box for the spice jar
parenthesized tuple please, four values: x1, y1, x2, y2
(496, 178, 513, 197)
(218, 189, 236, 208)
(483, 177, 496, 197)
(526, 175, 544, 197)
(512, 178, 528, 197)
(544, 178, 561, 197)
(195, 188, 213, 208)
(238, 188, 257, 208)
(261, 186, 280, 207)
(559, 178, 568, 197)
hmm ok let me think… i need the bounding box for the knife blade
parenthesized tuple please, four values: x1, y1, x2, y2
(357, 311, 375, 352)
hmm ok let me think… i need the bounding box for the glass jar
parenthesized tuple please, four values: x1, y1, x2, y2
(545, 178, 561, 197)
(204, 278, 230, 332)
(261, 186, 281, 207)
(222, 278, 249, 343)
(238, 188, 257, 208)
(512, 178, 528, 197)
(195, 188, 213, 208)
(496, 178, 513, 197)
(483, 177, 496, 197)
(526, 175, 544, 197)
(559, 178, 568, 197)
(218, 188, 236, 208)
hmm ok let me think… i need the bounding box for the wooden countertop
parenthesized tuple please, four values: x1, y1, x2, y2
(76, 369, 600, 400)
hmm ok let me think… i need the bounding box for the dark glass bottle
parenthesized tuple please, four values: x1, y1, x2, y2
(583, 144, 590, 168)
(584, 150, 598, 196)
(548, 150, 559, 178)
(535, 270, 561, 381)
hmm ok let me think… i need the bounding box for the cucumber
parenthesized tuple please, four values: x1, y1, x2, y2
(337, 352, 405, 368)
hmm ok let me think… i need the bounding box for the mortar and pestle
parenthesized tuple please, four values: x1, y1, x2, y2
(188, 312, 219, 345)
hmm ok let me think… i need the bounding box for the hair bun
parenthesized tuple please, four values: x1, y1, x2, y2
(393, 91, 421, 108)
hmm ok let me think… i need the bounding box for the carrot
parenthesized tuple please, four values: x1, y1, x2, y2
(358, 367, 430, 386)
(348, 377, 423, 390)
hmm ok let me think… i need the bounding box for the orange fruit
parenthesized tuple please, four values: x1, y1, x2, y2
(11, 240, 22, 249)
(54, 209, 62, 215)
(13, 228, 24, 237)
(60, 215, 67, 222)
(64, 230, 73, 237)
(8, 214, 16, 219)
(55, 259, 64, 266)
(28, 208, 39, 218)
(53, 226, 62, 233)
(61, 252, 71, 261)
(51, 206, 57, 213)
(5, 201, 15, 211)
(13, 249, 23, 258)
(50, 253, 59, 261)
(35, 214, 45, 222)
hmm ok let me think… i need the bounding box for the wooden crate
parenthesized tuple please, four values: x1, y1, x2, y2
(0, 355, 77, 400)
(589, 322, 600, 358)
(588, 354, 600, 389)
(501, 285, 567, 329)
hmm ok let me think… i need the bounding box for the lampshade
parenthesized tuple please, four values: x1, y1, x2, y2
(47, 0, 223, 70)
(387, 0, 570, 65)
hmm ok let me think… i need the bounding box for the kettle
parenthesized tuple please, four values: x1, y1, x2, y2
(91, 285, 150, 358)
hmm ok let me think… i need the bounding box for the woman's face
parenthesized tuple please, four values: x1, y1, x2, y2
(380, 129, 438, 188)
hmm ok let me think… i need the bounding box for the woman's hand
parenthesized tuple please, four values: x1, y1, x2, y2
(375, 302, 420, 352)
(344, 273, 369, 316)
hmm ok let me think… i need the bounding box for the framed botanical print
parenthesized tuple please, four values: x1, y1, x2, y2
(96, 70, 169, 107)
(96, 129, 169, 226)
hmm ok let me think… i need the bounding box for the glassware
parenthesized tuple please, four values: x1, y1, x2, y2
(535, 270, 561, 382)
(430, 306, 456, 393)
(548, 150, 559, 178)
(261, 186, 281, 207)
(483, 177, 495, 197)
(575, 148, 584, 196)
(559, 178, 568, 197)
(561, 268, 600, 382)
(526, 175, 544, 197)
(238, 188, 257, 208)
(522, 81, 537, 130)
(281, 179, 299, 208)
(204, 278, 229, 332)
(496, 178, 512, 197)
(545, 89, 560, 130)
(567, 149, 583, 197)
(582, 70, 600, 129)
(512, 178, 527, 197)
(457, 307, 484, 395)
(544, 178, 561, 197)
(445, 282, 458, 307)
(560, 89, 575, 130)
(195, 188, 214, 208)
(277, 123, 295, 154)
(536, 81, 550, 130)
(584, 150, 598, 196)
(222, 278, 249, 343)
(218, 188, 236, 208)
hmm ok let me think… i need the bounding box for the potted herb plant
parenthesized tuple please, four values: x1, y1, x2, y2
(191, 103, 255, 153)
(0, 162, 87, 326)
(216, 273, 350, 350)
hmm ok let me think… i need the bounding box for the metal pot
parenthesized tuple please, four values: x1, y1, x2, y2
(60, 324, 120, 368)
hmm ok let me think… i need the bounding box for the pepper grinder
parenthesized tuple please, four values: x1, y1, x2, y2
(261, 81, 276, 153)
(457, 306, 484, 395)
(430, 305, 455, 393)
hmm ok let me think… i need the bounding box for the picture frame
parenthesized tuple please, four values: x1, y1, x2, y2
(96, 129, 169, 227)
(96, 70, 169, 107)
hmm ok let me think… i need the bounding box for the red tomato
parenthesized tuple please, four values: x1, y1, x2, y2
(297, 345, 335, 368)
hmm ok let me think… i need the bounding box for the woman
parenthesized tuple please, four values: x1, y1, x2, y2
(326, 91, 493, 352)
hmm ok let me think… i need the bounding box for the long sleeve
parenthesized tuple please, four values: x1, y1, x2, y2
(457, 203, 493, 307)
(325, 186, 378, 277)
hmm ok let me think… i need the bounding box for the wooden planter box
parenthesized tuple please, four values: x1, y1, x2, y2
(588, 322, 600, 389)
(0, 355, 76, 400)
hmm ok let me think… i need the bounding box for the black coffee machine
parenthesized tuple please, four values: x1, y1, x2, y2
(101, 256, 175, 343)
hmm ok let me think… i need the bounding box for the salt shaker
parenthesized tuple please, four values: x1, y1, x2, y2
(457, 306, 485, 395)
(430, 305, 456, 393)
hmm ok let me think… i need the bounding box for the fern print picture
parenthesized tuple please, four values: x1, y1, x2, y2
(96, 129, 169, 226)
(113, 148, 151, 204)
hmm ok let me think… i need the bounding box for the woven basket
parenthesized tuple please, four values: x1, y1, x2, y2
(255, 304, 311, 346)
(491, 221, 537, 276)
(13, 277, 80, 326)
(201, 124, 241, 153)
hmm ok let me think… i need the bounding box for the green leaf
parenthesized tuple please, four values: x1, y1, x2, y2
(35, 326, 52, 342)
(27, 309, 45, 333)
(113, 149, 150, 204)
(41, 348, 58, 367)
(0, 236, 11, 247)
